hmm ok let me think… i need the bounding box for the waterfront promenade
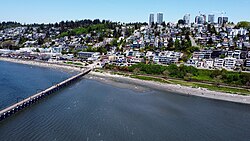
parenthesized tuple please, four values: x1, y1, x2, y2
(0, 68, 92, 121)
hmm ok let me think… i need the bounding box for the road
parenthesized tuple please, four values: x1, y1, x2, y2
(189, 35, 198, 47)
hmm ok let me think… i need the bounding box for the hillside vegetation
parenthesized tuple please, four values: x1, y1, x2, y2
(105, 63, 250, 87)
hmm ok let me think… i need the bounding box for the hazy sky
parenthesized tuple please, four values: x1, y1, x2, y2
(0, 0, 249, 24)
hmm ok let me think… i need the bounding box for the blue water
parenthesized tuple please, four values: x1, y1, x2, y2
(0, 61, 75, 109)
(0, 61, 250, 141)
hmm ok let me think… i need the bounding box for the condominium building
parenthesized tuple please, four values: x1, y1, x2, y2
(157, 13, 164, 24)
(149, 14, 154, 25)
(183, 14, 190, 25)
(208, 14, 215, 24)
(218, 17, 223, 25)
(195, 15, 205, 24)
(223, 17, 229, 24)
(218, 17, 229, 25)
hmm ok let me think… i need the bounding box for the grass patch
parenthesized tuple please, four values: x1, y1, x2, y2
(169, 80, 250, 95)
(192, 75, 215, 82)
(65, 61, 83, 66)
(95, 69, 104, 73)
(112, 72, 130, 77)
(130, 75, 171, 84)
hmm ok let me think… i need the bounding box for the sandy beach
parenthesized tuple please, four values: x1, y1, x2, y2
(0, 57, 83, 72)
(1, 56, 250, 104)
(90, 71, 250, 104)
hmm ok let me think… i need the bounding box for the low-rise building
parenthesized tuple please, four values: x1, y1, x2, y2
(224, 57, 236, 70)
(204, 59, 214, 69)
(233, 50, 241, 59)
(186, 59, 198, 67)
(78, 52, 100, 61)
(214, 58, 224, 68)
(0, 49, 13, 55)
(245, 59, 250, 67)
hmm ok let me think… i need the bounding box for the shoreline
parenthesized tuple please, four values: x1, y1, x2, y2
(0, 57, 83, 72)
(89, 71, 250, 104)
(1, 57, 250, 104)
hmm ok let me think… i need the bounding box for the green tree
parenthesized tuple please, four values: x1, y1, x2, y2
(37, 38, 44, 45)
(174, 39, 181, 51)
(237, 21, 250, 29)
(111, 39, 118, 47)
(35, 48, 40, 52)
(97, 47, 107, 54)
(167, 38, 174, 50)
(207, 38, 213, 46)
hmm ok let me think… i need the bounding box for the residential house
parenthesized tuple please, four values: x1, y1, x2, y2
(233, 50, 241, 59)
(245, 59, 250, 67)
(224, 57, 236, 70)
(214, 58, 224, 68)
(186, 59, 198, 67)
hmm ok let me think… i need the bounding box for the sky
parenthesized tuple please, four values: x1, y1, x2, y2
(0, 0, 249, 24)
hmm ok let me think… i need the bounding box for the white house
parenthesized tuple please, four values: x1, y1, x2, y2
(186, 59, 198, 67)
(214, 58, 224, 68)
(78, 52, 100, 61)
(0, 49, 13, 55)
(224, 57, 236, 70)
(51, 46, 63, 54)
(245, 59, 250, 67)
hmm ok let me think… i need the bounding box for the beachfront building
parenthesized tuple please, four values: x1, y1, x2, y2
(186, 59, 198, 67)
(245, 59, 250, 67)
(0, 49, 13, 55)
(214, 58, 224, 68)
(224, 57, 236, 70)
(78, 52, 100, 61)
(192, 50, 212, 60)
(51, 46, 63, 54)
(153, 51, 182, 65)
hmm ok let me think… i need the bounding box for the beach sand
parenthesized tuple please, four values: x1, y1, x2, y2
(90, 71, 250, 104)
(0, 57, 83, 72)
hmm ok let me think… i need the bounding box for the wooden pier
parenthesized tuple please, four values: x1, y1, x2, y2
(0, 68, 91, 122)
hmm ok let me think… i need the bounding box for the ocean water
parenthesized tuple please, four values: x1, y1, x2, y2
(0, 61, 250, 141)
(0, 61, 75, 109)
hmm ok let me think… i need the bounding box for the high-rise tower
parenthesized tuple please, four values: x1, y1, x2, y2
(208, 14, 215, 24)
(183, 14, 190, 25)
(157, 13, 163, 24)
(149, 14, 154, 25)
